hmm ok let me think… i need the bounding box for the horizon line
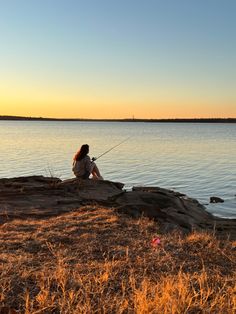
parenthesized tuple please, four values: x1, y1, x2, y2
(0, 115, 236, 123)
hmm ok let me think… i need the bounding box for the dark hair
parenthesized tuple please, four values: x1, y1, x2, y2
(74, 144, 89, 161)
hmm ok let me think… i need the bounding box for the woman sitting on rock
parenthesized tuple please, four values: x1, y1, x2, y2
(72, 144, 103, 180)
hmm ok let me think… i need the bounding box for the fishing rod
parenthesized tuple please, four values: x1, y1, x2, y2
(92, 137, 131, 161)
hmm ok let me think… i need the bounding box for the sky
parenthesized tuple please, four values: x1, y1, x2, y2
(0, 0, 235, 119)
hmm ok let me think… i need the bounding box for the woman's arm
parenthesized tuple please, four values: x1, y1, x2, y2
(84, 156, 93, 173)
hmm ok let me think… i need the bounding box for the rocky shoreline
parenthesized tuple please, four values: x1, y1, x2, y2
(0, 175, 235, 239)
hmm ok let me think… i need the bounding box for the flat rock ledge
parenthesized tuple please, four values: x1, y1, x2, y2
(0, 176, 235, 239)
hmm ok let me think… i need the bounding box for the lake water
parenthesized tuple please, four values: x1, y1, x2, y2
(0, 121, 235, 218)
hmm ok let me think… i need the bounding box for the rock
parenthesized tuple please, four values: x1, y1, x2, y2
(57, 178, 124, 201)
(115, 187, 213, 232)
(117, 187, 235, 239)
(0, 176, 124, 222)
(0, 176, 235, 239)
(210, 196, 224, 203)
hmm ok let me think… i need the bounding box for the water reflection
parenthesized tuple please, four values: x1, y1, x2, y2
(0, 121, 235, 217)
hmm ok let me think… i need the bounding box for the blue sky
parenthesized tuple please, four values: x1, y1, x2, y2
(0, 0, 235, 118)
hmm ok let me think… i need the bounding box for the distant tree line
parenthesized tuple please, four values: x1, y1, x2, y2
(0, 115, 235, 123)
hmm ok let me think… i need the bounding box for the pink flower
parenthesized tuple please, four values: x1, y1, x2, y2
(151, 237, 161, 246)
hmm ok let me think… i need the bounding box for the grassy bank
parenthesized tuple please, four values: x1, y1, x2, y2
(0, 206, 235, 313)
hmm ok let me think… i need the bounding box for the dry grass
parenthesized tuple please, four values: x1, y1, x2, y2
(0, 206, 235, 313)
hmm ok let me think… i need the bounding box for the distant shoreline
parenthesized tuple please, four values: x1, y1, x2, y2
(0, 115, 236, 123)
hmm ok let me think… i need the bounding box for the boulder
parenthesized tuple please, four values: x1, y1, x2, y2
(115, 187, 213, 231)
(115, 186, 236, 238)
(57, 178, 124, 201)
(0, 176, 124, 222)
(210, 196, 224, 203)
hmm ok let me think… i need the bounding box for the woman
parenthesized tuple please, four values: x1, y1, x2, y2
(72, 144, 103, 179)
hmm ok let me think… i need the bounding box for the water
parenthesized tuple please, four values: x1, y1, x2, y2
(0, 121, 235, 218)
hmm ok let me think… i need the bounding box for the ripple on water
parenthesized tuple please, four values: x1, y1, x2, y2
(0, 121, 235, 217)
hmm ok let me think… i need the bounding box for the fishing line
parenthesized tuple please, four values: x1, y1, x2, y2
(92, 137, 131, 161)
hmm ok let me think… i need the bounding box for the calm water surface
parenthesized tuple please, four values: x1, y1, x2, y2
(0, 121, 235, 218)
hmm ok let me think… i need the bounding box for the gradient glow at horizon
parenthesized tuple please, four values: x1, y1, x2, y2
(0, 0, 235, 119)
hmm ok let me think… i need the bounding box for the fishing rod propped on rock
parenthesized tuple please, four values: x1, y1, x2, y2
(92, 137, 131, 161)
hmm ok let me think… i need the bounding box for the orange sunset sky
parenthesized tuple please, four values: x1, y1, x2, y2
(1, 1, 235, 119)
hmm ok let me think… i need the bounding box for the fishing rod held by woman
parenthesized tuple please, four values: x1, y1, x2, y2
(72, 144, 103, 180)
